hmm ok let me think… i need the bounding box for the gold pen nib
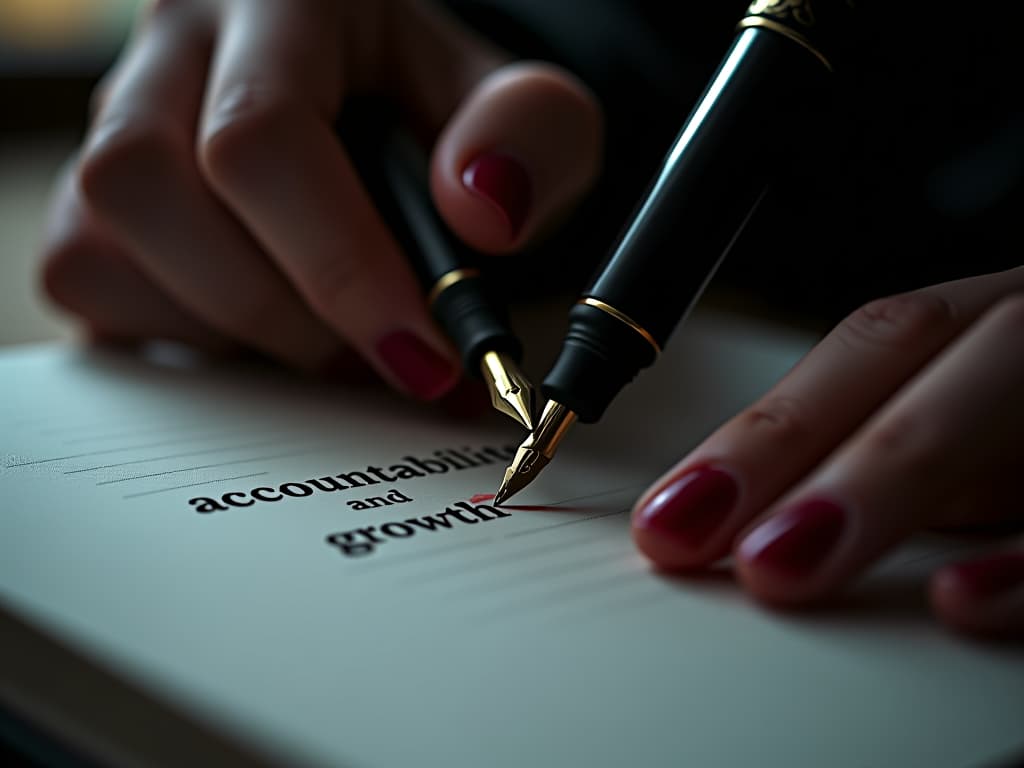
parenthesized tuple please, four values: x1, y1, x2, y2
(493, 400, 577, 505)
(480, 350, 535, 430)
(494, 445, 550, 506)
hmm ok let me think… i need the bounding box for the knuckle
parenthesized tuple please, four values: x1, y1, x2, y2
(836, 291, 956, 352)
(199, 85, 298, 188)
(39, 242, 85, 311)
(79, 118, 185, 213)
(734, 395, 812, 452)
(860, 412, 944, 484)
(38, 235, 102, 315)
(306, 257, 374, 321)
(987, 292, 1024, 329)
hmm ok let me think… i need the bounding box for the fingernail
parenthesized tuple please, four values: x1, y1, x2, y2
(738, 497, 846, 581)
(946, 552, 1024, 600)
(375, 331, 458, 401)
(461, 151, 531, 239)
(634, 466, 739, 550)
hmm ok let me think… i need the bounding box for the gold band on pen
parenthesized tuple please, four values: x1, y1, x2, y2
(427, 268, 481, 306)
(578, 298, 661, 355)
(736, 16, 833, 71)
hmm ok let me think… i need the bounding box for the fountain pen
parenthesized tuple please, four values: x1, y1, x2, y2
(342, 104, 535, 430)
(494, 0, 858, 503)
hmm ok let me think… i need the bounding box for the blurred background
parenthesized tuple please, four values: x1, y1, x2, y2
(0, 0, 140, 346)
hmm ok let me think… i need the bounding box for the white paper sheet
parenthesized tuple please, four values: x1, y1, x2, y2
(2, 309, 1022, 768)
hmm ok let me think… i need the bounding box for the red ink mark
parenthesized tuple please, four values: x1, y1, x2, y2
(468, 493, 580, 512)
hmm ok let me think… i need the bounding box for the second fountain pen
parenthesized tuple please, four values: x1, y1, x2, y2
(341, 103, 535, 430)
(495, 0, 858, 503)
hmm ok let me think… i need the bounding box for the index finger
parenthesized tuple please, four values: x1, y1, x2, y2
(198, 0, 459, 400)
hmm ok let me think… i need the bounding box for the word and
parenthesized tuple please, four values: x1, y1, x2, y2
(347, 488, 412, 510)
(188, 445, 514, 513)
(326, 500, 510, 557)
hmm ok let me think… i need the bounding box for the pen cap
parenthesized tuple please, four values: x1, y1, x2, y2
(544, 7, 851, 422)
(740, 0, 861, 73)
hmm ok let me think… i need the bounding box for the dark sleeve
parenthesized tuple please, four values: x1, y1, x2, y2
(442, 1, 1024, 325)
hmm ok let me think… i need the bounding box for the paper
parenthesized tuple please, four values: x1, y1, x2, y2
(2, 309, 1022, 768)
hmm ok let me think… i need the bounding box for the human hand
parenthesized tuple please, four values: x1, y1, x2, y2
(632, 268, 1024, 640)
(40, 0, 602, 400)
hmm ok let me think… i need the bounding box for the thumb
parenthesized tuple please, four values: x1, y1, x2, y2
(430, 61, 603, 254)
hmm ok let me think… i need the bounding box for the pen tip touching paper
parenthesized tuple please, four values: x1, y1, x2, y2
(494, 445, 550, 505)
(494, 400, 578, 505)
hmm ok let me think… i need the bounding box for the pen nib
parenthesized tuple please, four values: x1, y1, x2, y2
(493, 401, 577, 505)
(494, 445, 550, 505)
(480, 351, 535, 430)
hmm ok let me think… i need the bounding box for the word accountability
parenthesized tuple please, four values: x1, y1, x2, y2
(326, 500, 510, 557)
(187, 445, 515, 513)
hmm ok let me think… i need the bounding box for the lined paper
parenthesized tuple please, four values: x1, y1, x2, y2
(2, 310, 1023, 768)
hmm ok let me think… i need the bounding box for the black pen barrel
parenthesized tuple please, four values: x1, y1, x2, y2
(340, 104, 523, 373)
(542, 24, 836, 423)
(377, 139, 523, 369)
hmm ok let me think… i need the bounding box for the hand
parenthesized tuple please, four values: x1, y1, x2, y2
(632, 268, 1024, 641)
(39, 0, 602, 400)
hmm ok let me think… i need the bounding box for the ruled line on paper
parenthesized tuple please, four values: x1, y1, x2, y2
(354, 537, 498, 573)
(41, 420, 132, 436)
(122, 472, 271, 499)
(95, 444, 331, 485)
(525, 484, 646, 508)
(62, 423, 219, 445)
(399, 527, 615, 586)
(64, 437, 296, 474)
(502, 508, 630, 539)
(431, 542, 623, 600)
(363, 488, 642, 579)
(472, 561, 644, 626)
(6, 428, 262, 467)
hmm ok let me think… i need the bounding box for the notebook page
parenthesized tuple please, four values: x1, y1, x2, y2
(2, 309, 1022, 768)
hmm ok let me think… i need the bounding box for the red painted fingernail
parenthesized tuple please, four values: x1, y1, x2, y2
(946, 552, 1024, 600)
(738, 497, 846, 580)
(461, 152, 531, 239)
(634, 466, 739, 550)
(375, 331, 458, 401)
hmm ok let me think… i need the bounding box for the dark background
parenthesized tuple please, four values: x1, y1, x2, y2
(3, 1, 1021, 340)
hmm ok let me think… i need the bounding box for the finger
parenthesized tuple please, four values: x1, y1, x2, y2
(430, 61, 603, 252)
(632, 267, 1024, 570)
(379, 0, 506, 137)
(41, 156, 230, 349)
(78, 1, 342, 371)
(931, 548, 1024, 641)
(734, 294, 1024, 604)
(199, 0, 459, 400)
(370, 0, 603, 252)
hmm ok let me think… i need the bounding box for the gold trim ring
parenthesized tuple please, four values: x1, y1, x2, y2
(578, 298, 661, 355)
(427, 268, 481, 306)
(736, 16, 833, 71)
